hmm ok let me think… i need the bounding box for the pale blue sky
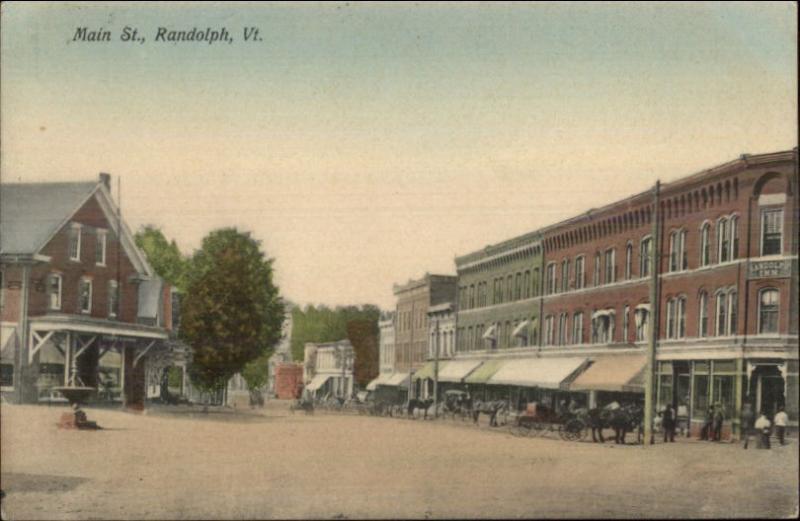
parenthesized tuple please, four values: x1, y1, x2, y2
(2, 2, 796, 309)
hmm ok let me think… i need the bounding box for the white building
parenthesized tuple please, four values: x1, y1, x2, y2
(378, 312, 395, 374)
(303, 340, 354, 399)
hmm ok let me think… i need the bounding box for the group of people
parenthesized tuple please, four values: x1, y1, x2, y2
(741, 403, 788, 450)
(698, 403, 726, 442)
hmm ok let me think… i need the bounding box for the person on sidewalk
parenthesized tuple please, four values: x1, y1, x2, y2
(661, 403, 676, 443)
(755, 412, 771, 449)
(741, 402, 755, 449)
(700, 406, 714, 440)
(712, 403, 724, 441)
(773, 406, 788, 446)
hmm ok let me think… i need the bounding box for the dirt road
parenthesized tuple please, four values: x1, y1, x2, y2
(1, 403, 797, 519)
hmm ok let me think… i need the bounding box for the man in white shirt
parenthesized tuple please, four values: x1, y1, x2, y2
(754, 413, 772, 449)
(773, 406, 788, 446)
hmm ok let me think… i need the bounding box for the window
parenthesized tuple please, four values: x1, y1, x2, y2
(523, 271, 530, 299)
(635, 307, 649, 342)
(622, 305, 630, 343)
(625, 243, 633, 280)
(79, 278, 92, 314)
(677, 297, 686, 339)
(727, 291, 737, 336)
(715, 291, 727, 336)
(591, 313, 614, 344)
(575, 256, 585, 289)
(108, 280, 119, 318)
(469, 285, 475, 309)
(761, 209, 783, 256)
(544, 316, 554, 346)
(532, 268, 540, 297)
(68, 224, 82, 261)
(666, 298, 676, 339)
(572, 312, 583, 344)
(506, 275, 513, 301)
(700, 223, 711, 267)
(594, 253, 601, 286)
(0, 362, 13, 388)
(758, 289, 779, 334)
(48, 273, 62, 310)
(561, 260, 570, 293)
(640, 237, 652, 277)
(729, 216, 739, 260)
(698, 292, 709, 338)
(604, 249, 615, 284)
(515, 273, 522, 300)
(546, 263, 556, 295)
(669, 230, 687, 272)
(717, 218, 729, 263)
(558, 313, 568, 345)
(96, 230, 107, 266)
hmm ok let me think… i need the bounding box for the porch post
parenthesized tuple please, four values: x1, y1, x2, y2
(734, 357, 744, 440)
(63, 331, 72, 386)
(120, 344, 127, 408)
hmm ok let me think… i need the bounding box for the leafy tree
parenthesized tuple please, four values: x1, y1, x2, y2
(134, 225, 189, 291)
(181, 228, 284, 392)
(290, 304, 380, 362)
(346, 319, 379, 386)
(241, 352, 272, 391)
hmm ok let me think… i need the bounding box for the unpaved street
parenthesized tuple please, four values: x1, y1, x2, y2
(1, 403, 797, 519)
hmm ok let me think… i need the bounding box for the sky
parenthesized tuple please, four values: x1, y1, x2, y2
(1, 1, 797, 310)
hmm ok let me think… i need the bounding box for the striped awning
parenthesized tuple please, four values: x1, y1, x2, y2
(464, 359, 505, 384)
(306, 374, 332, 391)
(366, 373, 393, 391)
(386, 372, 411, 388)
(438, 359, 483, 383)
(412, 361, 439, 381)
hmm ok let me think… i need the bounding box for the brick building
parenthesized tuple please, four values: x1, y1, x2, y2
(274, 362, 303, 399)
(392, 274, 457, 396)
(446, 149, 798, 439)
(0, 174, 171, 407)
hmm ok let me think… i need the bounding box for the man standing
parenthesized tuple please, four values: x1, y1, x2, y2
(755, 412, 772, 449)
(773, 406, 788, 446)
(661, 403, 676, 443)
(700, 406, 714, 440)
(712, 403, 724, 442)
(741, 402, 755, 449)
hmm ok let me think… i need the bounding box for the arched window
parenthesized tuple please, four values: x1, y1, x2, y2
(594, 252, 601, 286)
(468, 284, 475, 309)
(729, 216, 739, 260)
(544, 315, 554, 345)
(727, 290, 738, 336)
(758, 289, 779, 334)
(715, 291, 727, 336)
(700, 223, 711, 267)
(698, 291, 709, 338)
(604, 248, 615, 284)
(635, 306, 649, 342)
(561, 259, 570, 292)
(717, 217, 729, 263)
(640, 237, 652, 277)
(572, 312, 583, 344)
(515, 273, 522, 300)
(625, 242, 633, 280)
(523, 271, 530, 299)
(575, 256, 585, 289)
(506, 275, 513, 301)
(546, 263, 556, 295)
(532, 268, 540, 297)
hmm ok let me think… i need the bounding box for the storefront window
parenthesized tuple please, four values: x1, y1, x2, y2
(712, 375, 735, 419)
(658, 374, 673, 409)
(693, 374, 709, 415)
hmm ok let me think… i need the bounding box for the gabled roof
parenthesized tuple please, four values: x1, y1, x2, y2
(0, 178, 153, 277)
(0, 181, 97, 255)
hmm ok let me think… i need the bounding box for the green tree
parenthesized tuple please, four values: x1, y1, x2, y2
(241, 352, 272, 391)
(134, 225, 188, 291)
(181, 228, 284, 392)
(346, 319, 379, 386)
(290, 304, 380, 362)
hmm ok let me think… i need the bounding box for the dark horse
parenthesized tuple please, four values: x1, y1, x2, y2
(606, 404, 643, 444)
(472, 399, 507, 427)
(574, 407, 612, 443)
(407, 398, 434, 419)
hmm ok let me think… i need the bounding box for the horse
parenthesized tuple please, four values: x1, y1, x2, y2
(606, 404, 643, 444)
(407, 398, 434, 419)
(573, 407, 612, 443)
(472, 399, 507, 427)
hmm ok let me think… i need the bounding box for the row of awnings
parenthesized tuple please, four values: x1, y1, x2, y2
(404, 355, 646, 393)
(365, 371, 411, 391)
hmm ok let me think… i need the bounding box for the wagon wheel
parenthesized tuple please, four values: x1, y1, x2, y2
(559, 419, 585, 441)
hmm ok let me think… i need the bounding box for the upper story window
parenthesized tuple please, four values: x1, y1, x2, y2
(593, 252, 601, 287)
(666, 296, 686, 339)
(669, 229, 687, 272)
(604, 248, 615, 284)
(68, 223, 82, 261)
(532, 267, 540, 297)
(108, 280, 119, 318)
(48, 273, 62, 310)
(634, 306, 649, 342)
(514, 273, 522, 300)
(523, 271, 530, 299)
(558, 313, 568, 345)
(506, 275, 513, 301)
(572, 312, 583, 344)
(78, 278, 92, 314)
(700, 223, 711, 267)
(717, 217, 730, 263)
(758, 288, 779, 334)
(640, 237, 652, 278)
(698, 291, 709, 338)
(729, 216, 739, 260)
(468, 284, 475, 309)
(561, 260, 570, 293)
(761, 209, 783, 256)
(96, 230, 107, 266)
(544, 315, 554, 346)
(625, 243, 633, 280)
(591, 312, 614, 344)
(545, 263, 557, 295)
(575, 256, 585, 289)
(622, 305, 630, 343)
(715, 290, 728, 336)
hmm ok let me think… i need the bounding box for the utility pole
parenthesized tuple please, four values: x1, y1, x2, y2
(644, 181, 661, 446)
(433, 317, 440, 418)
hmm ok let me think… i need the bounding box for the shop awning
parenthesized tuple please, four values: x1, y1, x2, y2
(488, 357, 588, 389)
(412, 361, 438, 381)
(512, 321, 529, 339)
(366, 372, 393, 391)
(569, 355, 647, 393)
(464, 359, 506, 384)
(1, 325, 16, 361)
(438, 359, 483, 383)
(482, 324, 497, 340)
(306, 374, 332, 391)
(385, 372, 411, 388)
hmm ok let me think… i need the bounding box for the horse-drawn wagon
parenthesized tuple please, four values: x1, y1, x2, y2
(512, 402, 586, 441)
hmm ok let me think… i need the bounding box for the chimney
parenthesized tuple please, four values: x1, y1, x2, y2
(99, 172, 111, 190)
